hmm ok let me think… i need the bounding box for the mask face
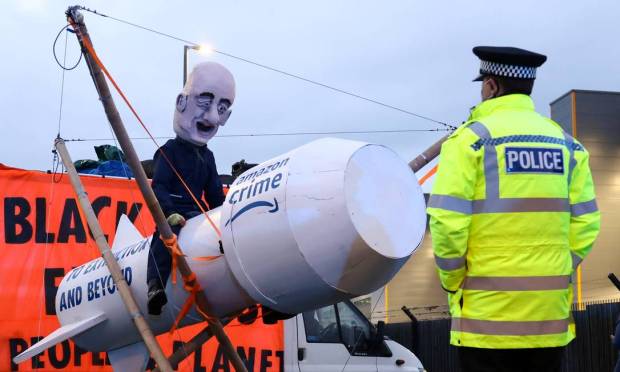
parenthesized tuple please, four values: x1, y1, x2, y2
(173, 62, 236, 145)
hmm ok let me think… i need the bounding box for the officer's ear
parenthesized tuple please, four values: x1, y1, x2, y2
(176, 94, 188, 113)
(487, 78, 500, 98)
(219, 110, 232, 126)
(482, 77, 500, 101)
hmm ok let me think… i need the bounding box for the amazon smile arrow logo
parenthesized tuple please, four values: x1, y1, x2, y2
(224, 198, 279, 227)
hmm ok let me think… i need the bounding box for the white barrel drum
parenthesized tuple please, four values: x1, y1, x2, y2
(220, 137, 427, 313)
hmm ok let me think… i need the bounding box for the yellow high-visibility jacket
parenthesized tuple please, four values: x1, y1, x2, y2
(428, 94, 601, 349)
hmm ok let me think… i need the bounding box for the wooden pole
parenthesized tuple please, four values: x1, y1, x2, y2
(66, 7, 248, 372)
(409, 134, 449, 173)
(54, 138, 173, 372)
(153, 318, 232, 372)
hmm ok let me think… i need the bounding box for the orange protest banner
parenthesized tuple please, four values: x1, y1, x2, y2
(0, 165, 283, 371)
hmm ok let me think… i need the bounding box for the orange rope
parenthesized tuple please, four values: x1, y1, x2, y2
(160, 234, 220, 333)
(418, 164, 438, 185)
(68, 17, 222, 238)
(168, 272, 217, 334)
(169, 272, 198, 333)
(192, 256, 222, 262)
(160, 234, 185, 285)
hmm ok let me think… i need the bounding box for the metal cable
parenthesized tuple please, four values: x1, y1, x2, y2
(72, 6, 456, 130)
(61, 127, 451, 143)
(53, 24, 82, 71)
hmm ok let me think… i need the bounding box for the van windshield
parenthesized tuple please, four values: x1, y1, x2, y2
(337, 302, 373, 354)
(303, 305, 340, 343)
(302, 301, 375, 355)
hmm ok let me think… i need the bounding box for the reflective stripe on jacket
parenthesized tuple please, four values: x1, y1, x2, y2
(428, 94, 601, 349)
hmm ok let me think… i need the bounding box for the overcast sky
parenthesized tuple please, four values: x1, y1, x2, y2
(1, 0, 619, 192)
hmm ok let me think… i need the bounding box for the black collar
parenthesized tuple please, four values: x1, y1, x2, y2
(174, 136, 207, 151)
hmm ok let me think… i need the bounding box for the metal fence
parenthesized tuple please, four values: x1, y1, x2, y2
(385, 299, 620, 372)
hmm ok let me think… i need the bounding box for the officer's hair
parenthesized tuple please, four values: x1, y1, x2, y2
(493, 76, 535, 96)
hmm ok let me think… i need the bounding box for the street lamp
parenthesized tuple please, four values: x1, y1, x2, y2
(183, 44, 213, 86)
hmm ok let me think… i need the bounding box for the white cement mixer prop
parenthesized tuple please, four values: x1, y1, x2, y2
(14, 138, 427, 368)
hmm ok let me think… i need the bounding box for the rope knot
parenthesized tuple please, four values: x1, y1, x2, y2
(169, 271, 215, 334)
(160, 234, 184, 285)
(182, 272, 201, 293)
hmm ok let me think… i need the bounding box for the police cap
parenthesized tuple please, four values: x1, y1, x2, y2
(473, 46, 547, 81)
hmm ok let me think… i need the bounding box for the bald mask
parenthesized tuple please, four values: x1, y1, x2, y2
(173, 62, 236, 145)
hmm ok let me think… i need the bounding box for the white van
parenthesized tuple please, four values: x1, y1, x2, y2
(282, 300, 426, 371)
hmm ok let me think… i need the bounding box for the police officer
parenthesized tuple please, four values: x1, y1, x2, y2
(428, 46, 601, 371)
(146, 62, 234, 315)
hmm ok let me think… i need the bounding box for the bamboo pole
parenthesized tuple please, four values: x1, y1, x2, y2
(66, 8, 248, 372)
(409, 134, 449, 173)
(153, 318, 232, 372)
(54, 138, 173, 372)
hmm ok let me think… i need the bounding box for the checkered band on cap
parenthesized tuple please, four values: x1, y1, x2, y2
(480, 60, 537, 79)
